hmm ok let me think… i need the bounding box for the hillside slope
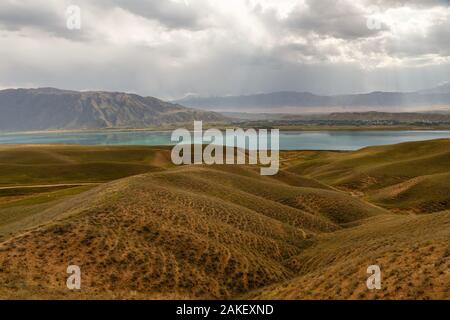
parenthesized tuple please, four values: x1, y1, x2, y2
(0, 145, 174, 241)
(0, 165, 385, 299)
(285, 139, 450, 213)
(0, 144, 173, 186)
(0, 88, 226, 131)
(0, 141, 448, 299)
(246, 212, 450, 300)
(368, 173, 450, 214)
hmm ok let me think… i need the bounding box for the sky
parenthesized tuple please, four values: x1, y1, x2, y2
(0, 0, 450, 99)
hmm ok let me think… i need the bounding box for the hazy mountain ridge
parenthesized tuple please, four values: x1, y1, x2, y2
(290, 111, 450, 122)
(0, 88, 226, 132)
(324, 111, 450, 122)
(174, 86, 450, 112)
(224, 111, 450, 122)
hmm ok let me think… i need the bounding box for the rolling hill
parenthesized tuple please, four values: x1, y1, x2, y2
(246, 211, 450, 300)
(0, 88, 226, 132)
(284, 139, 450, 214)
(0, 164, 379, 299)
(0, 140, 448, 299)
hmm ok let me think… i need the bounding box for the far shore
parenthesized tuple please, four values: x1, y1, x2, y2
(2, 124, 450, 135)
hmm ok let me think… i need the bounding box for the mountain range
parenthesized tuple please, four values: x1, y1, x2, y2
(174, 84, 450, 113)
(223, 111, 450, 122)
(2, 85, 450, 132)
(0, 88, 226, 132)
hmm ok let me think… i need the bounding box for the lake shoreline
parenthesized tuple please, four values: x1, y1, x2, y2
(1, 130, 450, 151)
(2, 124, 450, 135)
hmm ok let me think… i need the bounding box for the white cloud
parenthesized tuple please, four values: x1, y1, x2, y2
(0, 0, 449, 97)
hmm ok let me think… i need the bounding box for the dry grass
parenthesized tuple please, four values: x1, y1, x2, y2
(284, 139, 450, 214)
(245, 212, 450, 300)
(0, 141, 448, 299)
(0, 144, 174, 186)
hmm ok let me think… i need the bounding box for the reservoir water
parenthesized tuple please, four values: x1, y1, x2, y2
(0, 130, 450, 151)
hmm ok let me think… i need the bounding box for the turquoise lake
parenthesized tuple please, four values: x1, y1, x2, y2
(0, 130, 450, 151)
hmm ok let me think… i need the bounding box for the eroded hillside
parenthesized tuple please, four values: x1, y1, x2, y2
(0, 140, 448, 299)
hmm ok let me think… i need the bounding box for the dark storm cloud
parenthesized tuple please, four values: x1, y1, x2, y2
(104, 0, 208, 30)
(372, 0, 450, 8)
(0, 2, 59, 31)
(283, 0, 388, 39)
(0, 1, 91, 41)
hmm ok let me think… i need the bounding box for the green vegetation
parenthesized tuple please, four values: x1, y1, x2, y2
(0, 145, 174, 242)
(0, 145, 173, 186)
(0, 186, 93, 241)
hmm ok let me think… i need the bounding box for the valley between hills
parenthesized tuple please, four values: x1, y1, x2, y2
(0, 140, 448, 299)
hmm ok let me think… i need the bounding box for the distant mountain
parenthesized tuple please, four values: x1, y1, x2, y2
(224, 111, 450, 123)
(322, 111, 450, 122)
(418, 82, 450, 94)
(175, 91, 326, 110)
(0, 88, 226, 132)
(174, 88, 450, 112)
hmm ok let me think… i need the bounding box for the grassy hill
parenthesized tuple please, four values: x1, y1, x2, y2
(245, 212, 450, 300)
(0, 144, 174, 186)
(368, 173, 450, 214)
(284, 139, 450, 213)
(0, 140, 448, 299)
(0, 145, 173, 241)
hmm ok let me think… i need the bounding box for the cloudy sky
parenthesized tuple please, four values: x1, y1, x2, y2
(0, 0, 450, 98)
